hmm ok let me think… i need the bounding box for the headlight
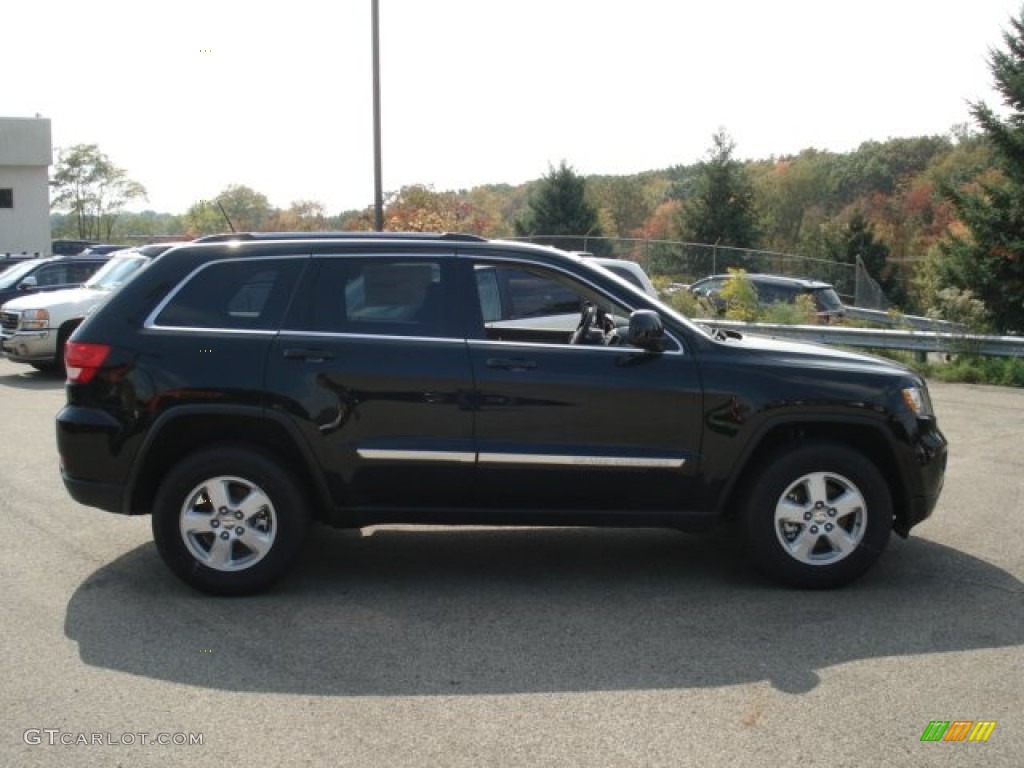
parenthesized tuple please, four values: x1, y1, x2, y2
(19, 309, 50, 330)
(902, 385, 934, 419)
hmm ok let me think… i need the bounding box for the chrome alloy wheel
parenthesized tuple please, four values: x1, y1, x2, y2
(179, 476, 277, 572)
(773, 471, 867, 566)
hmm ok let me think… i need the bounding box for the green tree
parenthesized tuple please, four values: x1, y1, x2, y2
(827, 211, 906, 304)
(753, 149, 834, 252)
(937, 9, 1024, 332)
(588, 175, 651, 238)
(678, 129, 760, 259)
(50, 144, 147, 240)
(514, 161, 605, 253)
(183, 184, 273, 235)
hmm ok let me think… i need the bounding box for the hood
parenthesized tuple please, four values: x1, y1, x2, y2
(2, 286, 106, 312)
(725, 331, 913, 377)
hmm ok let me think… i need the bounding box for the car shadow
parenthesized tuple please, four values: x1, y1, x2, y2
(64, 527, 1023, 696)
(0, 366, 64, 389)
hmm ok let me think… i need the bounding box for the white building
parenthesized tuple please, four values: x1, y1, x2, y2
(0, 117, 52, 257)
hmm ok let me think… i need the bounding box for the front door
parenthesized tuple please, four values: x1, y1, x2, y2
(463, 258, 703, 513)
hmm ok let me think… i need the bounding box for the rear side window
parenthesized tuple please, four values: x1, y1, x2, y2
(154, 258, 303, 331)
(303, 257, 451, 337)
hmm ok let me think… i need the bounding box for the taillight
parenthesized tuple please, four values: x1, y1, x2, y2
(65, 342, 111, 384)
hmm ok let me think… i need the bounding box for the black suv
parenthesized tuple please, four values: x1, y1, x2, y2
(689, 273, 846, 323)
(56, 234, 947, 595)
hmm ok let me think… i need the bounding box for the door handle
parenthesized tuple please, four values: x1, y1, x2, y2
(283, 347, 335, 362)
(486, 357, 537, 371)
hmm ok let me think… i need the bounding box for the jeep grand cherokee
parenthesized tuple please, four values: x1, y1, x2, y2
(56, 233, 947, 595)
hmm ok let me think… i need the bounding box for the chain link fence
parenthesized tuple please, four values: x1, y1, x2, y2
(509, 236, 893, 308)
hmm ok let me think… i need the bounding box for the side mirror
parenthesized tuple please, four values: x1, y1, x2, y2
(17, 276, 38, 290)
(626, 310, 667, 352)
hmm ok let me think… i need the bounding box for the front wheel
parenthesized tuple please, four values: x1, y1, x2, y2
(741, 442, 892, 588)
(152, 445, 309, 595)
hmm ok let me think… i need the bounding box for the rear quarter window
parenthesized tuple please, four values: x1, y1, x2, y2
(153, 258, 304, 331)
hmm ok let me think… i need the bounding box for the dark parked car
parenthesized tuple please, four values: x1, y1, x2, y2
(0, 255, 111, 308)
(689, 273, 846, 323)
(78, 244, 130, 257)
(51, 239, 99, 257)
(56, 233, 947, 595)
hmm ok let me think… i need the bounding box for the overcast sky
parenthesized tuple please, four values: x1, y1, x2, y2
(5, 0, 1020, 214)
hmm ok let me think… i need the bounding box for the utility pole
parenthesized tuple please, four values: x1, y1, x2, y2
(371, 0, 384, 231)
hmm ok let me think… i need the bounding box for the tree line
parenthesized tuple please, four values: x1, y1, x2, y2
(50, 8, 1024, 333)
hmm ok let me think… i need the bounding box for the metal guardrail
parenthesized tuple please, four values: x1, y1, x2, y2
(702, 320, 1024, 357)
(842, 306, 967, 333)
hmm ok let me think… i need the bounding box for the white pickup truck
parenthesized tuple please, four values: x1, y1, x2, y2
(1, 245, 169, 371)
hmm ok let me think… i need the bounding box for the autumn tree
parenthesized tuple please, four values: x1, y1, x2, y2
(514, 161, 605, 252)
(939, 8, 1024, 332)
(677, 130, 760, 259)
(50, 144, 147, 240)
(380, 185, 494, 234)
(269, 200, 328, 231)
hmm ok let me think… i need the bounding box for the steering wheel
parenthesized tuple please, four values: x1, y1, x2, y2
(570, 304, 597, 345)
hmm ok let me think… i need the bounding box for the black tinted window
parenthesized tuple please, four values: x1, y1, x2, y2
(306, 258, 451, 337)
(155, 259, 303, 330)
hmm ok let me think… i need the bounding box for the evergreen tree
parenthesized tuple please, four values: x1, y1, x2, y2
(678, 130, 761, 259)
(939, 8, 1024, 333)
(514, 161, 605, 253)
(831, 212, 905, 305)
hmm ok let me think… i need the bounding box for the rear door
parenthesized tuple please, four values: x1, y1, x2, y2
(266, 251, 476, 511)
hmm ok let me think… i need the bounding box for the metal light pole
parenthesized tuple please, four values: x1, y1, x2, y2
(371, 0, 384, 231)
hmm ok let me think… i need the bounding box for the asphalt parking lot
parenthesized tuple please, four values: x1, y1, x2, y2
(0, 357, 1020, 767)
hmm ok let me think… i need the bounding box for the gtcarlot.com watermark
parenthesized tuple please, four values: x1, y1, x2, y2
(24, 729, 203, 747)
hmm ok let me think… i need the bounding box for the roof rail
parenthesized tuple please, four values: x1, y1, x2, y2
(193, 231, 488, 243)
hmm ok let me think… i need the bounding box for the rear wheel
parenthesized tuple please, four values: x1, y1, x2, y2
(152, 445, 309, 595)
(741, 442, 892, 588)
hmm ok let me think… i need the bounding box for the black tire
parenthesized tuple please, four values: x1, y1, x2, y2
(740, 441, 892, 589)
(152, 445, 310, 595)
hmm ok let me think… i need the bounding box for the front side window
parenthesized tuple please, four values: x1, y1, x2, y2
(154, 258, 304, 331)
(472, 263, 633, 345)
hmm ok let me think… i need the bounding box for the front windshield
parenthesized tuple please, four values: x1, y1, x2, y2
(0, 259, 44, 289)
(575, 258, 715, 339)
(84, 255, 147, 291)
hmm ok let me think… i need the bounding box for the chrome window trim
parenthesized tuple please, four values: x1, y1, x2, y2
(143, 326, 279, 336)
(468, 337, 684, 356)
(278, 330, 467, 345)
(144, 254, 310, 330)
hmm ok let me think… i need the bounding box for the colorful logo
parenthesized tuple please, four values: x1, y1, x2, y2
(920, 721, 996, 742)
